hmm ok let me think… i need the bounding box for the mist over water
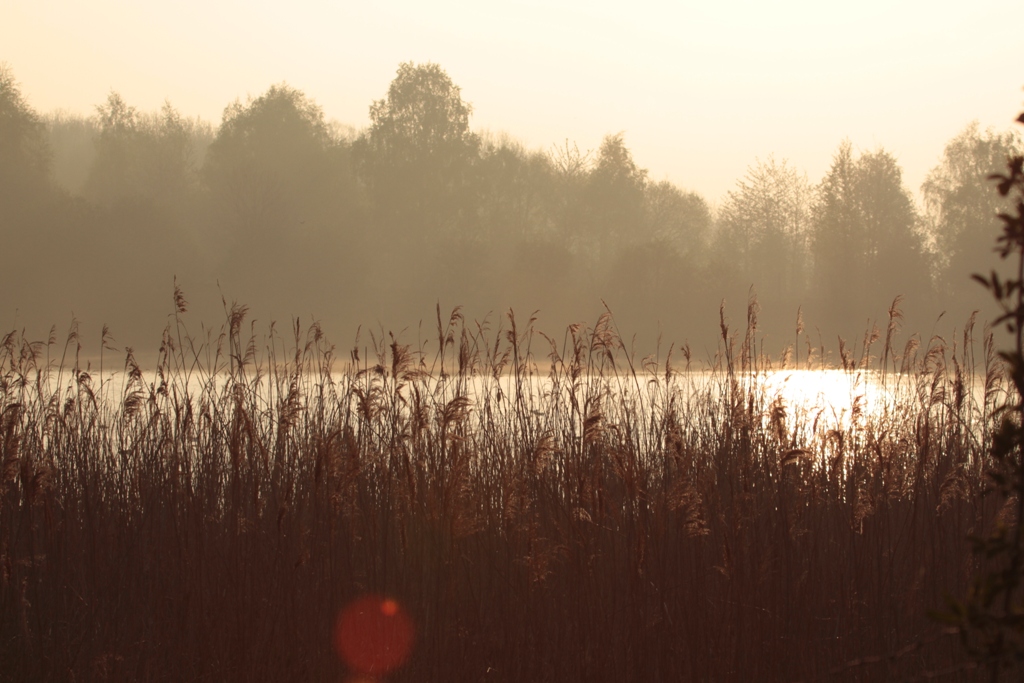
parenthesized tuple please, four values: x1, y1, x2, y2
(1, 62, 1021, 357)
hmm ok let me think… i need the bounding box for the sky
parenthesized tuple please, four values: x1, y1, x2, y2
(2, 0, 1022, 203)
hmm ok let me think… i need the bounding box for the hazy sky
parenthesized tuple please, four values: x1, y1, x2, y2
(3, 0, 1022, 202)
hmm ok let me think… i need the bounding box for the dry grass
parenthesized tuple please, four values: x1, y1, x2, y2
(0, 299, 1008, 682)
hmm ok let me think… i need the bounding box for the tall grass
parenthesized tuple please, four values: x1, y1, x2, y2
(0, 296, 1007, 681)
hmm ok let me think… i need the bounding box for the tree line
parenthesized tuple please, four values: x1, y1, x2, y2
(1, 61, 1020, 355)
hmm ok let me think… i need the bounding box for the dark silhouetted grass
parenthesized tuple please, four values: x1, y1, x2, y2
(0, 298, 1005, 681)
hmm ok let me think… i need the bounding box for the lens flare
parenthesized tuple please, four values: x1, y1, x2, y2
(334, 594, 415, 676)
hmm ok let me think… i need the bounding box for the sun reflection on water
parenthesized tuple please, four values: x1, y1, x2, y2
(762, 369, 893, 426)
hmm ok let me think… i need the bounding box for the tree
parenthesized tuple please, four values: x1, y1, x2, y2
(0, 64, 50, 203)
(474, 133, 557, 243)
(84, 93, 209, 210)
(45, 111, 100, 195)
(581, 133, 647, 264)
(441, 134, 578, 316)
(201, 83, 365, 314)
(854, 148, 930, 303)
(0, 64, 58, 315)
(922, 122, 1022, 313)
(603, 180, 712, 326)
(621, 180, 711, 299)
(202, 84, 335, 240)
(644, 180, 711, 254)
(547, 139, 592, 258)
(714, 156, 812, 309)
(357, 62, 479, 237)
(83, 92, 138, 204)
(811, 141, 859, 283)
(810, 142, 930, 330)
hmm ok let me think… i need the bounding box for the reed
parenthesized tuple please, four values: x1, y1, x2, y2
(0, 297, 1006, 681)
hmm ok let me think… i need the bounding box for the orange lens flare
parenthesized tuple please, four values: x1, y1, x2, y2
(334, 595, 415, 676)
